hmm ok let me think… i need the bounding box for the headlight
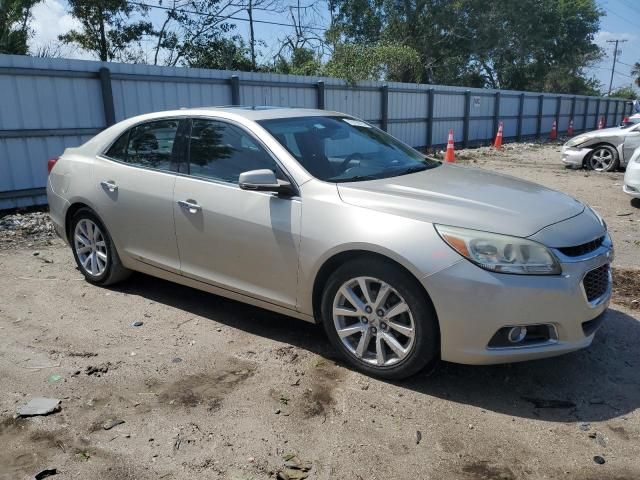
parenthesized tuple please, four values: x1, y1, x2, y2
(435, 225, 561, 275)
(565, 135, 591, 147)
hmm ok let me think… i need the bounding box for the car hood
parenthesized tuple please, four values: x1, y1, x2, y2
(337, 164, 585, 238)
(578, 127, 626, 139)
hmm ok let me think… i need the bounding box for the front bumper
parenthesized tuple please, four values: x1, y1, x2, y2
(561, 145, 591, 168)
(422, 238, 613, 365)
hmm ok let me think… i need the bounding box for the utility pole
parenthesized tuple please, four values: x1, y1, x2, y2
(606, 39, 627, 95)
(248, 0, 256, 71)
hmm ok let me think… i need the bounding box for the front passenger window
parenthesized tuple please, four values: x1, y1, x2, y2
(188, 119, 278, 184)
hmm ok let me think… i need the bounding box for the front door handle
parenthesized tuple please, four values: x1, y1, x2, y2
(177, 200, 202, 213)
(100, 180, 118, 192)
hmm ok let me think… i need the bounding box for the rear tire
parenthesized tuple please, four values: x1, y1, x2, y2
(70, 208, 131, 286)
(320, 257, 439, 380)
(586, 145, 619, 172)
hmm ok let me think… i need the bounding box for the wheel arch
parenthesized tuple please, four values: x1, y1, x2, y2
(311, 249, 439, 330)
(583, 142, 620, 167)
(64, 201, 104, 243)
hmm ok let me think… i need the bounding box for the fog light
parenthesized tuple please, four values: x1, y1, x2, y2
(507, 326, 527, 343)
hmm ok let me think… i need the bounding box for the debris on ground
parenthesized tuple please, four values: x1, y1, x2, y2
(416, 430, 422, 444)
(18, 397, 61, 416)
(132, 321, 144, 327)
(85, 362, 113, 377)
(102, 419, 125, 430)
(34, 468, 58, 479)
(277, 454, 312, 480)
(593, 455, 606, 465)
(47, 374, 62, 383)
(521, 397, 576, 409)
(0, 211, 56, 249)
(612, 268, 640, 310)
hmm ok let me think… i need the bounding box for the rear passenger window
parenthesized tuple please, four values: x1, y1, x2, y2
(188, 119, 278, 184)
(105, 119, 180, 171)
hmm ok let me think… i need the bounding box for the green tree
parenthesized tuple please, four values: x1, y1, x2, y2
(609, 86, 637, 100)
(0, 0, 41, 54)
(183, 35, 253, 70)
(329, 0, 603, 94)
(59, 0, 153, 61)
(272, 47, 322, 76)
(324, 43, 422, 84)
(632, 62, 640, 88)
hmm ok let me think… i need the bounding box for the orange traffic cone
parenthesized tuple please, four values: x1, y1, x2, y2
(493, 122, 504, 148)
(567, 119, 574, 136)
(598, 116, 604, 129)
(445, 129, 455, 163)
(549, 120, 557, 140)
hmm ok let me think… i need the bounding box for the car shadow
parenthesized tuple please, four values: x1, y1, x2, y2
(111, 272, 640, 423)
(630, 198, 640, 209)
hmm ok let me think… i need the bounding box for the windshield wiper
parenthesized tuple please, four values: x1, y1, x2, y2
(397, 165, 429, 176)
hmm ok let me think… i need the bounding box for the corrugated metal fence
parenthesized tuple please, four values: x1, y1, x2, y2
(0, 54, 632, 210)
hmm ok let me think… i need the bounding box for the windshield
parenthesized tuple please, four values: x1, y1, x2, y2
(258, 116, 440, 182)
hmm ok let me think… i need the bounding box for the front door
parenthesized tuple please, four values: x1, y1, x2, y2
(93, 118, 185, 272)
(173, 118, 301, 309)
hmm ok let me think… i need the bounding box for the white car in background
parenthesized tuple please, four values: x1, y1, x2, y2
(623, 146, 640, 199)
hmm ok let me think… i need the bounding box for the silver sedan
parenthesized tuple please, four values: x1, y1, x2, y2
(47, 107, 612, 379)
(562, 121, 640, 171)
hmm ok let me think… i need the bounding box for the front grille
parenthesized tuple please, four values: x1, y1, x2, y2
(582, 264, 610, 302)
(558, 236, 604, 257)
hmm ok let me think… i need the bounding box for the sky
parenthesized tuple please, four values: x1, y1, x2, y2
(28, 0, 640, 94)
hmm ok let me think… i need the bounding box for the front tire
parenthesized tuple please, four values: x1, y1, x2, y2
(70, 208, 130, 286)
(320, 257, 439, 380)
(586, 145, 618, 172)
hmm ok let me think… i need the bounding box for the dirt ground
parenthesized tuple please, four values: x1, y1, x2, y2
(1, 143, 639, 480)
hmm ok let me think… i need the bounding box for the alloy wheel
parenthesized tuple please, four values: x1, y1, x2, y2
(589, 148, 614, 171)
(74, 219, 108, 277)
(332, 276, 416, 367)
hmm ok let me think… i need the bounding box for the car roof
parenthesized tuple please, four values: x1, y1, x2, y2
(173, 106, 344, 121)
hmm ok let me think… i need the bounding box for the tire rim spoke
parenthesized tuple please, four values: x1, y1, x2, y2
(387, 320, 414, 338)
(337, 324, 364, 339)
(355, 328, 372, 358)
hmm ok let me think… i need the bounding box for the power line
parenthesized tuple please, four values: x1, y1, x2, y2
(603, 5, 638, 29)
(129, 1, 326, 31)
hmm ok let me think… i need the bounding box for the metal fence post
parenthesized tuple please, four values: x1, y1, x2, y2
(463, 90, 471, 148)
(583, 98, 589, 132)
(594, 98, 600, 129)
(516, 93, 525, 141)
(98, 67, 116, 127)
(570, 96, 576, 132)
(536, 94, 544, 139)
(493, 91, 501, 139)
(230, 75, 240, 106)
(426, 88, 434, 150)
(380, 85, 389, 132)
(316, 81, 325, 110)
(604, 99, 610, 128)
(555, 96, 561, 131)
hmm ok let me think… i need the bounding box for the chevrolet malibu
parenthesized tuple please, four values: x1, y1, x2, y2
(47, 107, 613, 379)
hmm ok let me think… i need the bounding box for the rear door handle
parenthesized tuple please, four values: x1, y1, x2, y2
(100, 180, 118, 192)
(177, 200, 202, 213)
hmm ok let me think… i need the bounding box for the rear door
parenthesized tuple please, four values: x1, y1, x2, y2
(173, 117, 301, 309)
(93, 118, 186, 272)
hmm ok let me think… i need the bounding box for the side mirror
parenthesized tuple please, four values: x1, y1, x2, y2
(239, 169, 296, 196)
